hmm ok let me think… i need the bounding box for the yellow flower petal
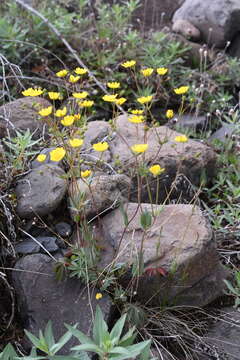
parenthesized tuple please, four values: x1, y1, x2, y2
(140, 68, 154, 77)
(81, 169, 92, 178)
(69, 75, 80, 83)
(166, 109, 174, 119)
(78, 100, 94, 108)
(107, 82, 120, 89)
(115, 97, 127, 105)
(130, 109, 144, 115)
(149, 164, 165, 176)
(56, 69, 68, 77)
(92, 142, 109, 152)
(174, 86, 189, 95)
(157, 67, 168, 75)
(128, 115, 144, 124)
(95, 293, 102, 300)
(137, 95, 153, 104)
(48, 92, 60, 100)
(69, 138, 83, 147)
(55, 106, 67, 117)
(38, 106, 52, 117)
(61, 115, 75, 126)
(22, 87, 43, 96)
(75, 67, 88, 75)
(174, 135, 188, 143)
(49, 147, 66, 162)
(72, 91, 89, 99)
(102, 94, 118, 102)
(36, 154, 46, 162)
(121, 60, 136, 68)
(131, 144, 148, 153)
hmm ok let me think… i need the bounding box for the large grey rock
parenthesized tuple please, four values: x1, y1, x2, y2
(173, 0, 240, 48)
(101, 203, 227, 307)
(209, 122, 238, 143)
(68, 174, 131, 220)
(12, 254, 113, 355)
(0, 97, 50, 139)
(198, 307, 240, 359)
(16, 164, 68, 219)
(111, 114, 216, 204)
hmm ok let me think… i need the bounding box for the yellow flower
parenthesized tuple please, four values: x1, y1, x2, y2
(75, 67, 88, 75)
(174, 86, 189, 95)
(81, 169, 92, 178)
(72, 91, 89, 99)
(102, 94, 118, 102)
(149, 164, 165, 176)
(115, 97, 127, 105)
(131, 144, 148, 153)
(157, 67, 168, 75)
(130, 109, 144, 115)
(55, 106, 67, 117)
(56, 69, 68, 77)
(137, 95, 153, 104)
(121, 60, 136, 68)
(128, 115, 144, 124)
(140, 68, 154, 77)
(92, 142, 109, 152)
(36, 154, 46, 162)
(166, 109, 174, 119)
(69, 75, 80, 83)
(78, 100, 94, 108)
(74, 113, 81, 121)
(69, 138, 84, 147)
(48, 92, 60, 100)
(107, 82, 120, 89)
(96, 293, 102, 300)
(49, 147, 66, 162)
(38, 106, 52, 117)
(61, 115, 75, 126)
(175, 135, 188, 143)
(22, 87, 43, 96)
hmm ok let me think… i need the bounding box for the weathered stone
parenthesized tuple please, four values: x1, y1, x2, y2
(173, 0, 240, 48)
(101, 203, 227, 307)
(12, 254, 113, 354)
(16, 164, 67, 219)
(55, 222, 72, 238)
(198, 307, 240, 359)
(172, 19, 201, 41)
(172, 113, 208, 131)
(0, 97, 50, 139)
(111, 114, 216, 203)
(68, 174, 131, 220)
(15, 236, 59, 254)
(209, 122, 237, 143)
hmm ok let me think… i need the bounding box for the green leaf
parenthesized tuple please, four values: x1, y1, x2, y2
(110, 314, 127, 345)
(50, 328, 73, 354)
(119, 203, 129, 227)
(71, 344, 102, 354)
(44, 321, 55, 349)
(118, 327, 136, 347)
(93, 305, 108, 346)
(140, 211, 152, 230)
(0, 343, 17, 360)
(65, 324, 95, 346)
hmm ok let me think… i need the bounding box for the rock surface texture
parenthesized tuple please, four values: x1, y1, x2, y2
(0, 97, 50, 138)
(12, 254, 113, 354)
(68, 174, 131, 220)
(16, 164, 67, 218)
(101, 203, 227, 307)
(173, 0, 240, 48)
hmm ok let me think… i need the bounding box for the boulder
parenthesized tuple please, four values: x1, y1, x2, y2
(172, 19, 201, 41)
(101, 203, 227, 307)
(173, 0, 240, 48)
(68, 174, 131, 220)
(197, 307, 240, 359)
(16, 164, 67, 219)
(111, 114, 216, 203)
(12, 254, 113, 354)
(0, 97, 50, 139)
